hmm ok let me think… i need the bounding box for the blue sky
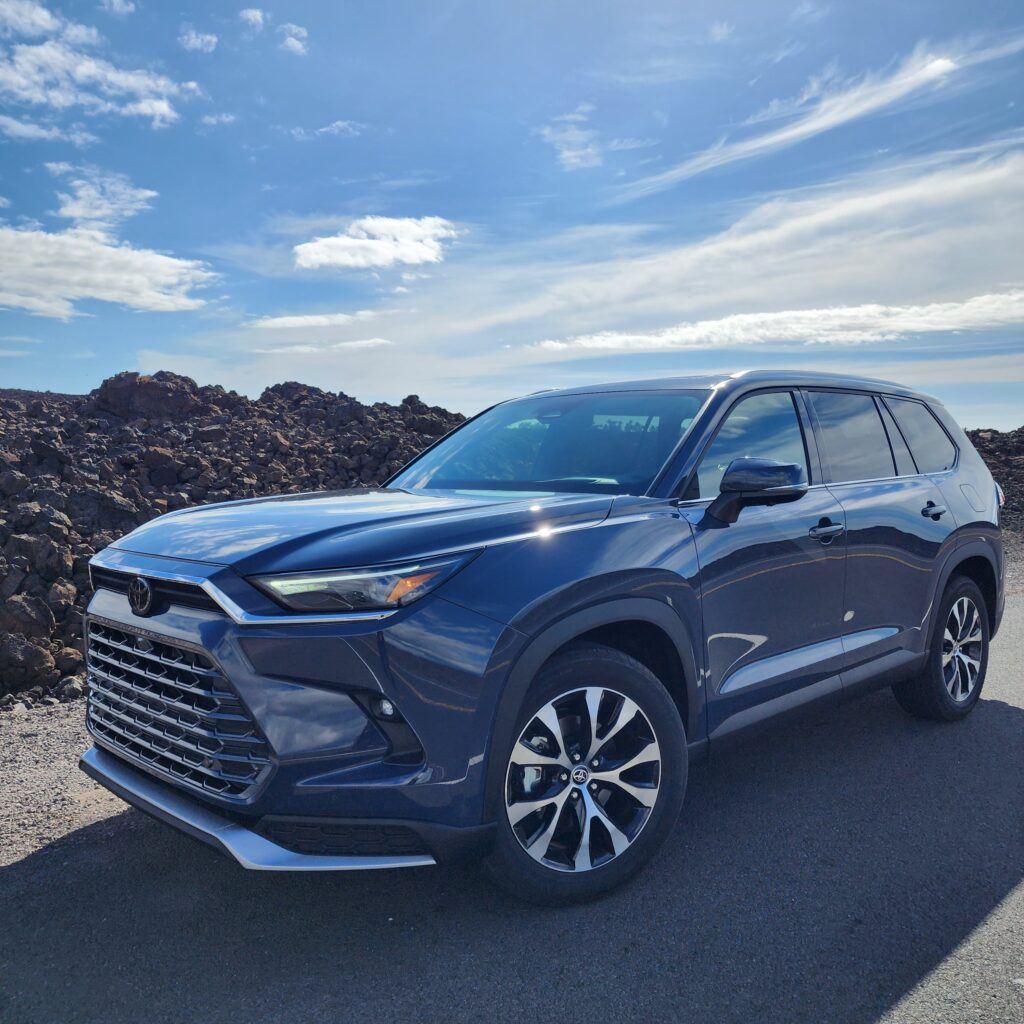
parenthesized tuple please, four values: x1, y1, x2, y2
(0, 0, 1022, 427)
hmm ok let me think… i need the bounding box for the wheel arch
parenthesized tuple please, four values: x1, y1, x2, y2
(483, 598, 701, 822)
(934, 538, 1001, 637)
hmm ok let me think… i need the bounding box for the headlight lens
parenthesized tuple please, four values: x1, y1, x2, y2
(250, 553, 476, 613)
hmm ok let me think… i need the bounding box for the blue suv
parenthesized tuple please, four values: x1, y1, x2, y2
(80, 371, 1005, 902)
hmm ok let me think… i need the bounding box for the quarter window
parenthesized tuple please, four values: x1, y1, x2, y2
(686, 391, 808, 499)
(886, 398, 957, 473)
(807, 391, 895, 483)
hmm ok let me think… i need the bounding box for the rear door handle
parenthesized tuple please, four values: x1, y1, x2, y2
(809, 521, 845, 541)
(921, 502, 947, 520)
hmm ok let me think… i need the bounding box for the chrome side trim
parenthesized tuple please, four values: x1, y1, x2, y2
(79, 745, 436, 872)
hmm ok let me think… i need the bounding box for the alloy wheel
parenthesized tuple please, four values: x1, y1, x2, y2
(942, 596, 984, 702)
(505, 687, 661, 872)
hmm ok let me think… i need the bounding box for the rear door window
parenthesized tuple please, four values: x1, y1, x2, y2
(807, 391, 895, 483)
(877, 401, 917, 476)
(885, 398, 957, 473)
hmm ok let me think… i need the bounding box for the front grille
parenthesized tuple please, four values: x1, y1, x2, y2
(91, 567, 222, 614)
(257, 820, 429, 857)
(86, 619, 271, 800)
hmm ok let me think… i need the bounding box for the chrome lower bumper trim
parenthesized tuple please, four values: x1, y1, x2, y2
(79, 745, 436, 872)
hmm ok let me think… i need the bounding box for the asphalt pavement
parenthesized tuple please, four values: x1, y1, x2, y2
(2, 595, 1022, 1024)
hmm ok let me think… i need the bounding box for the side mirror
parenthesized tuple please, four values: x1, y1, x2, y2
(703, 458, 807, 526)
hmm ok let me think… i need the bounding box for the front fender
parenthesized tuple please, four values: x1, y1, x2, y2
(481, 595, 703, 822)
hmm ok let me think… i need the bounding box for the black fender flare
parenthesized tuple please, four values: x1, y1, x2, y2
(923, 536, 1001, 649)
(481, 596, 701, 821)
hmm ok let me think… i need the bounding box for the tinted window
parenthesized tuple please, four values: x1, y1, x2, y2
(391, 390, 705, 495)
(877, 401, 917, 476)
(808, 391, 895, 483)
(886, 398, 957, 473)
(687, 391, 808, 500)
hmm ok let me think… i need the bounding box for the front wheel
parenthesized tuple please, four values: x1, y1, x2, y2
(485, 642, 687, 904)
(892, 575, 990, 721)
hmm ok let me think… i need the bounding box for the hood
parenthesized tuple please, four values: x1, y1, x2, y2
(112, 488, 613, 575)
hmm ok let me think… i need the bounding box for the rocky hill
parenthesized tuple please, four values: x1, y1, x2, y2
(0, 371, 462, 707)
(0, 371, 1021, 709)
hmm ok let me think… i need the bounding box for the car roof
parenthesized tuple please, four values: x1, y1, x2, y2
(523, 369, 938, 403)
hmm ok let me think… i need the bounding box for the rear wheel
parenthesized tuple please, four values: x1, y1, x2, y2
(892, 575, 989, 721)
(485, 643, 687, 904)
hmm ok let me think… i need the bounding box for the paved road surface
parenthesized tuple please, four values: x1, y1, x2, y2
(2, 596, 1022, 1024)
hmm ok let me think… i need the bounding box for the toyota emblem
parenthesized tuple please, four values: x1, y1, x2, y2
(128, 576, 154, 616)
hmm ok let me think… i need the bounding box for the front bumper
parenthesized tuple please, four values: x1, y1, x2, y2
(83, 547, 523, 845)
(80, 745, 435, 870)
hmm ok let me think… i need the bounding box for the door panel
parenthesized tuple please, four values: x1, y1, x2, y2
(826, 477, 958, 667)
(689, 489, 847, 737)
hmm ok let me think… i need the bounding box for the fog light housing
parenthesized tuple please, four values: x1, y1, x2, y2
(375, 697, 397, 719)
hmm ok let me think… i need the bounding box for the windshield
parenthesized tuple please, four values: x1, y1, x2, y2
(390, 390, 706, 496)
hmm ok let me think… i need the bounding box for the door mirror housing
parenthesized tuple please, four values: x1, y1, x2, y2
(702, 458, 808, 525)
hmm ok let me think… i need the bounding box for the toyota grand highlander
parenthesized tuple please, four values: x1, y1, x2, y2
(79, 370, 1005, 903)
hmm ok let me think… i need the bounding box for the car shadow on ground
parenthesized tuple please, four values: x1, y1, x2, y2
(2, 688, 1022, 1024)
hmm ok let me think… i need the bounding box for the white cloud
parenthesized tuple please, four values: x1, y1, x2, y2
(98, 0, 134, 15)
(277, 22, 307, 55)
(289, 118, 363, 141)
(201, 112, 235, 126)
(293, 216, 457, 270)
(0, 161, 213, 317)
(239, 8, 266, 32)
(248, 310, 376, 329)
(0, 33, 198, 127)
(0, 225, 213, 317)
(616, 37, 1024, 200)
(537, 291, 1024, 351)
(252, 338, 393, 355)
(179, 28, 217, 53)
(539, 103, 654, 170)
(709, 21, 734, 43)
(0, 111, 96, 143)
(46, 163, 156, 232)
(0, 0, 60, 37)
(0, 195, 9, 207)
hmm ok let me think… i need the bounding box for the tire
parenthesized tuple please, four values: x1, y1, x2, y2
(484, 642, 687, 905)
(892, 575, 990, 722)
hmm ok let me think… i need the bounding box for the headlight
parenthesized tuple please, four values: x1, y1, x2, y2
(250, 553, 476, 613)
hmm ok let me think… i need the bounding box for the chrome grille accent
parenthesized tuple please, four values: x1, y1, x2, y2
(86, 619, 271, 799)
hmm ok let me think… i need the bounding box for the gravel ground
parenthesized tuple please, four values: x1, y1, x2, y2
(1, 585, 1022, 1023)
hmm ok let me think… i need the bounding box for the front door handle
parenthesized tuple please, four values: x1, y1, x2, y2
(921, 502, 947, 520)
(809, 520, 845, 541)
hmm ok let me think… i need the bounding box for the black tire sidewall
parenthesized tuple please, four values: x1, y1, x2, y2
(485, 643, 688, 904)
(927, 576, 990, 718)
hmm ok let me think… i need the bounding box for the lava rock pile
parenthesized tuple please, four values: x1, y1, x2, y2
(0, 371, 462, 708)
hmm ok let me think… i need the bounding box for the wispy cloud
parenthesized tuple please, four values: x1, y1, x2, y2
(615, 37, 1024, 201)
(294, 216, 457, 271)
(277, 22, 307, 56)
(46, 162, 156, 232)
(200, 112, 235, 127)
(0, 111, 95, 143)
(98, 0, 134, 15)
(536, 290, 1024, 351)
(0, 159, 212, 317)
(289, 118, 363, 141)
(178, 27, 217, 53)
(247, 310, 376, 330)
(538, 103, 655, 170)
(252, 338, 393, 355)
